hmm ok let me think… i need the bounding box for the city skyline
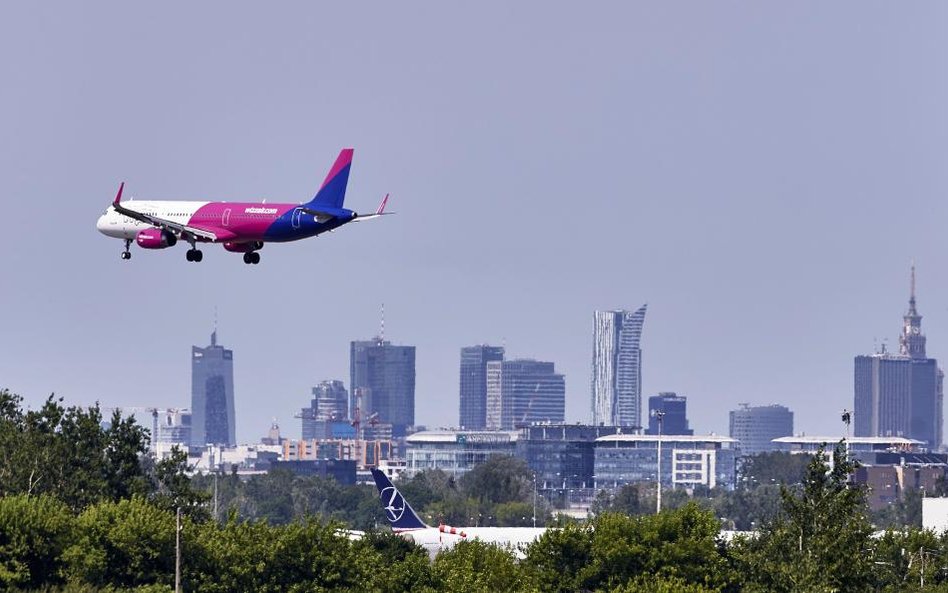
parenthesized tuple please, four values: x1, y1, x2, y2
(3, 3, 947, 444)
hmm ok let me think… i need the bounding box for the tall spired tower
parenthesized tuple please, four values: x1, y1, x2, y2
(899, 264, 927, 359)
(854, 264, 943, 449)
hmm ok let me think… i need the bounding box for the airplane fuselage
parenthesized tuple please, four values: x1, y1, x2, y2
(395, 527, 548, 558)
(96, 200, 351, 245)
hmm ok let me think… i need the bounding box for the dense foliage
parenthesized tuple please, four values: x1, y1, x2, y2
(7, 388, 948, 592)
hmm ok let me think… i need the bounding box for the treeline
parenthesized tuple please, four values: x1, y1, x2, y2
(187, 456, 552, 529)
(4, 387, 948, 592)
(6, 443, 948, 592)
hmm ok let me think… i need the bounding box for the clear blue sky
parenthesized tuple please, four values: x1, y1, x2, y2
(2, 2, 947, 441)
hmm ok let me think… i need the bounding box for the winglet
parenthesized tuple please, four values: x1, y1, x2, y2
(113, 182, 125, 206)
(376, 193, 390, 215)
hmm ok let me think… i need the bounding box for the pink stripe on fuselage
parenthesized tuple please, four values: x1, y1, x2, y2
(188, 202, 296, 242)
(319, 148, 354, 191)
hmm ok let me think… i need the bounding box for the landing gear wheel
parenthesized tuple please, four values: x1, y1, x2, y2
(120, 251, 131, 260)
(186, 250, 194, 262)
(194, 250, 203, 262)
(250, 252, 260, 265)
(243, 252, 252, 264)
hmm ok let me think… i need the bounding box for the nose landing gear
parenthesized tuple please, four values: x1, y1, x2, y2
(121, 239, 132, 260)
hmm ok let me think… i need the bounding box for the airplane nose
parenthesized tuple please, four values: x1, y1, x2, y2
(96, 215, 108, 233)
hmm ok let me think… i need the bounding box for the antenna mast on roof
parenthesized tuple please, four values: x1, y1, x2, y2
(379, 302, 385, 345)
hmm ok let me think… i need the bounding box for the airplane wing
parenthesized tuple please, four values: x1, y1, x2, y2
(111, 182, 219, 242)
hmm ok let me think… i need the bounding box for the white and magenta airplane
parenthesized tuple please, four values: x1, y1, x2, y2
(96, 148, 388, 264)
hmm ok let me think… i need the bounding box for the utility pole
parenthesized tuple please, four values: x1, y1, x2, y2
(175, 506, 182, 593)
(841, 409, 852, 460)
(654, 410, 665, 514)
(532, 473, 537, 528)
(213, 470, 219, 522)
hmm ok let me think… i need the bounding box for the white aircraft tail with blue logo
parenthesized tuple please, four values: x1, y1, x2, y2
(370, 469, 429, 531)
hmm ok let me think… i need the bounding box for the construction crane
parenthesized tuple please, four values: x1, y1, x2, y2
(514, 383, 542, 429)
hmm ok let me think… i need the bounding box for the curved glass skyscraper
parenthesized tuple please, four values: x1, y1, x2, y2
(591, 306, 647, 427)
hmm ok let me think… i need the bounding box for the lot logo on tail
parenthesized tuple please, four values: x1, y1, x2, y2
(380, 486, 405, 522)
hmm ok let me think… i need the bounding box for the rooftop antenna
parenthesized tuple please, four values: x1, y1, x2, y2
(379, 302, 385, 345)
(910, 260, 917, 309)
(211, 306, 218, 346)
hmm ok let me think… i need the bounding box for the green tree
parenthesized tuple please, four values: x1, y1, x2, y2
(738, 451, 811, 489)
(0, 391, 152, 510)
(872, 528, 942, 591)
(356, 531, 433, 593)
(103, 410, 151, 501)
(238, 468, 295, 524)
(187, 517, 379, 593)
(593, 484, 650, 516)
(493, 501, 536, 527)
(430, 540, 536, 593)
(151, 446, 210, 521)
(62, 496, 176, 589)
(580, 505, 732, 591)
(0, 494, 75, 589)
(713, 484, 782, 531)
(735, 442, 874, 593)
(871, 486, 924, 530)
(523, 522, 593, 593)
(610, 575, 723, 592)
(395, 469, 456, 511)
(459, 455, 533, 506)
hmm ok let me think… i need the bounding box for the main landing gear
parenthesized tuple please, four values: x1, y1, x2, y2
(242, 252, 261, 265)
(186, 249, 203, 262)
(121, 239, 132, 260)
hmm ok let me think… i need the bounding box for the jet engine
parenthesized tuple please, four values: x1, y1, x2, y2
(135, 228, 178, 249)
(223, 241, 264, 253)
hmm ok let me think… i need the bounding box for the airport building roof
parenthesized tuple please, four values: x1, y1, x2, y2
(596, 434, 736, 444)
(772, 436, 924, 446)
(405, 430, 521, 444)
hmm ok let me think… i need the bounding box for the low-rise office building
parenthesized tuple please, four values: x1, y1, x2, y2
(594, 434, 739, 490)
(282, 438, 393, 468)
(403, 429, 519, 477)
(772, 436, 924, 462)
(517, 424, 618, 502)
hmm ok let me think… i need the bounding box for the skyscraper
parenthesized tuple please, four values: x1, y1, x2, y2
(190, 331, 236, 448)
(854, 267, 943, 449)
(486, 359, 565, 430)
(459, 345, 505, 429)
(646, 392, 693, 435)
(729, 404, 793, 456)
(300, 380, 349, 439)
(591, 306, 647, 427)
(350, 339, 416, 437)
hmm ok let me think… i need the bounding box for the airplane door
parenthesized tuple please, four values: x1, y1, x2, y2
(292, 208, 302, 229)
(222, 208, 231, 227)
